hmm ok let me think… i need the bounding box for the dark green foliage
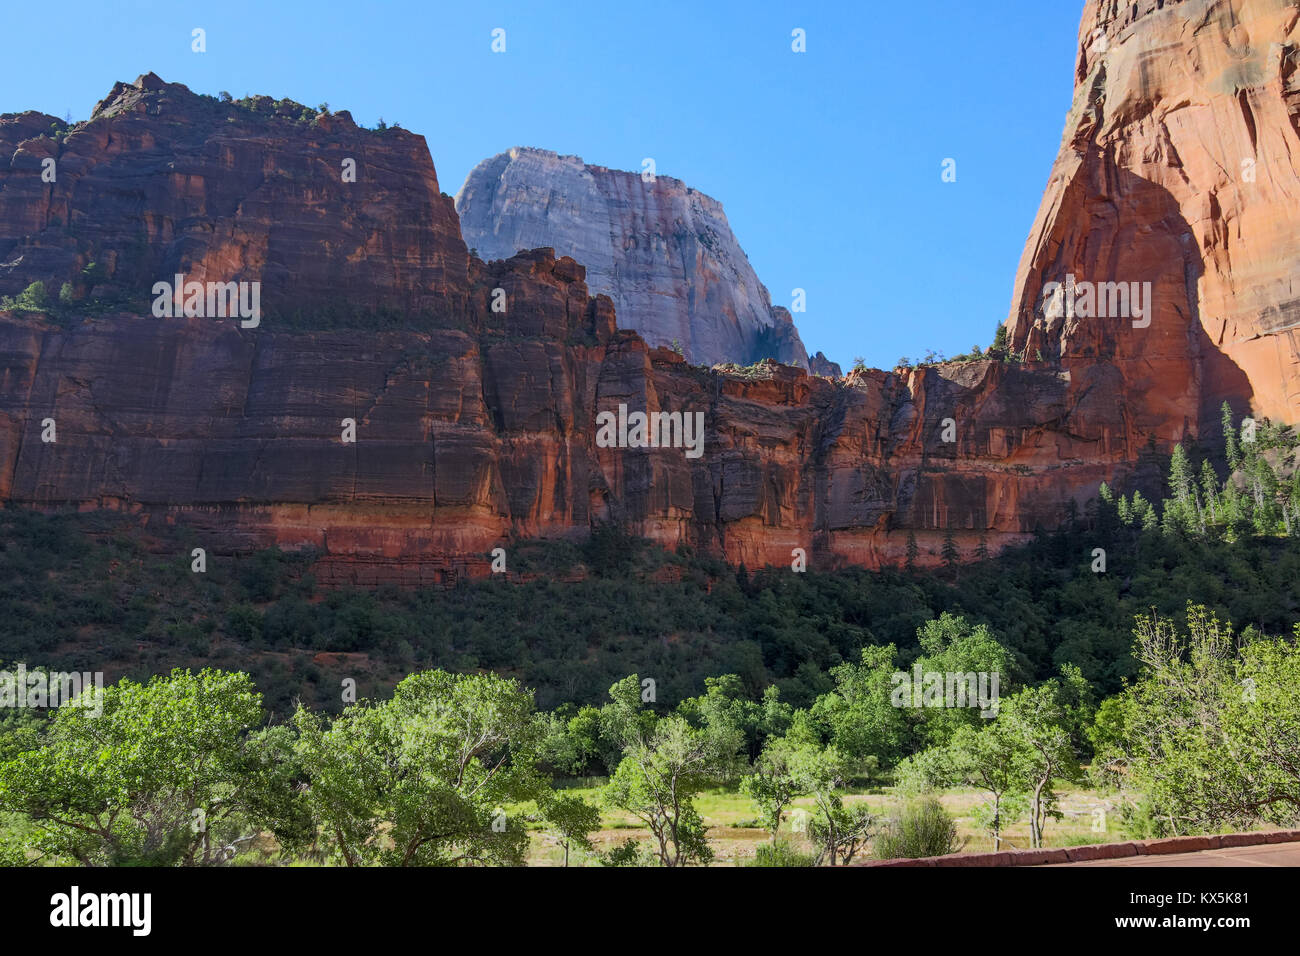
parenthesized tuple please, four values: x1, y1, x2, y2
(941, 526, 959, 572)
(4, 492, 1300, 722)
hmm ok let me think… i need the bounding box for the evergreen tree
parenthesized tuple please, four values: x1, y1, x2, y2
(992, 323, 1010, 354)
(1129, 491, 1151, 531)
(1221, 401, 1240, 469)
(1117, 495, 1132, 526)
(941, 526, 960, 572)
(1199, 460, 1220, 527)
(1140, 500, 1160, 533)
(905, 531, 919, 573)
(1169, 443, 1194, 504)
(1096, 483, 1117, 540)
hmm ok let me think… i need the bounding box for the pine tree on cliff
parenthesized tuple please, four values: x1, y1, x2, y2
(941, 526, 959, 573)
(992, 322, 1010, 356)
(1221, 401, 1241, 469)
(1117, 494, 1132, 526)
(905, 531, 918, 573)
(1169, 443, 1194, 504)
(1141, 500, 1160, 534)
(1199, 460, 1220, 526)
(1096, 482, 1118, 541)
(1164, 443, 1196, 535)
(974, 534, 990, 562)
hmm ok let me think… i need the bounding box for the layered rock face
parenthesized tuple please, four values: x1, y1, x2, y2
(1007, 0, 1300, 433)
(456, 147, 822, 371)
(0, 298, 1112, 578)
(0, 73, 472, 318)
(0, 41, 1291, 581)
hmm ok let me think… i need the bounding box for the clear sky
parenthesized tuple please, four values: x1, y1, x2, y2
(4, 0, 1082, 372)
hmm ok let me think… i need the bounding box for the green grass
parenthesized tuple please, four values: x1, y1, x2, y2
(518, 779, 1129, 866)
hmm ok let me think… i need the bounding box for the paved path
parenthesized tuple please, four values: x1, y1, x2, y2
(1051, 842, 1300, 866)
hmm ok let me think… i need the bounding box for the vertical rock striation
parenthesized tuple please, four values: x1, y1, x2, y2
(2, 28, 1298, 584)
(455, 147, 819, 371)
(1007, 0, 1300, 433)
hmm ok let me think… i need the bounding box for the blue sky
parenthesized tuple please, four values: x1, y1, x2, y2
(4, 1, 1081, 371)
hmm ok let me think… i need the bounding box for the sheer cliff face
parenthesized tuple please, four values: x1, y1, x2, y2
(1008, 0, 1300, 430)
(0, 75, 1114, 577)
(455, 147, 813, 370)
(0, 44, 1290, 582)
(0, 73, 472, 318)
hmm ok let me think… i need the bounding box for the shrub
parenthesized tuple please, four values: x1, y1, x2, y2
(2, 281, 48, 312)
(600, 838, 657, 867)
(747, 839, 817, 867)
(874, 796, 962, 859)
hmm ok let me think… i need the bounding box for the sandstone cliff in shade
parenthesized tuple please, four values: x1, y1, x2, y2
(455, 147, 822, 371)
(1008, 0, 1300, 434)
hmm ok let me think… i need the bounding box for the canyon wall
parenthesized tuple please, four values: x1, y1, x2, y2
(1007, 0, 1300, 435)
(2, 21, 1295, 583)
(456, 147, 821, 371)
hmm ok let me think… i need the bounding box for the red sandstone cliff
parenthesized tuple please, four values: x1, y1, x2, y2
(0, 35, 1292, 581)
(1007, 0, 1300, 433)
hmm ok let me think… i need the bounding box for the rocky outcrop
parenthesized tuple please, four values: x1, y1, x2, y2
(0, 296, 1117, 577)
(1007, 0, 1300, 434)
(809, 351, 843, 378)
(455, 147, 813, 370)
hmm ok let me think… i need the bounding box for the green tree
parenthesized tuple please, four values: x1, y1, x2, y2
(292, 670, 547, 866)
(1222, 401, 1241, 469)
(1199, 460, 1220, 527)
(790, 744, 876, 866)
(6, 281, 48, 312)
(0, 669, 307, 866)
(1116, 607, 1300, 834)
(741, 735, 805, 841)
(992, 322, 1010, 354)
(676, 673, 790, 763)
(811, 643, 908, 768)
(941, 525, 960, 573)
(538, 792, 601, 867)
(911, 613, 1014, 748)
(999, 682, 1079, 847)
(601, 675, 743, 866)
(943, 721, 1023, 850)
